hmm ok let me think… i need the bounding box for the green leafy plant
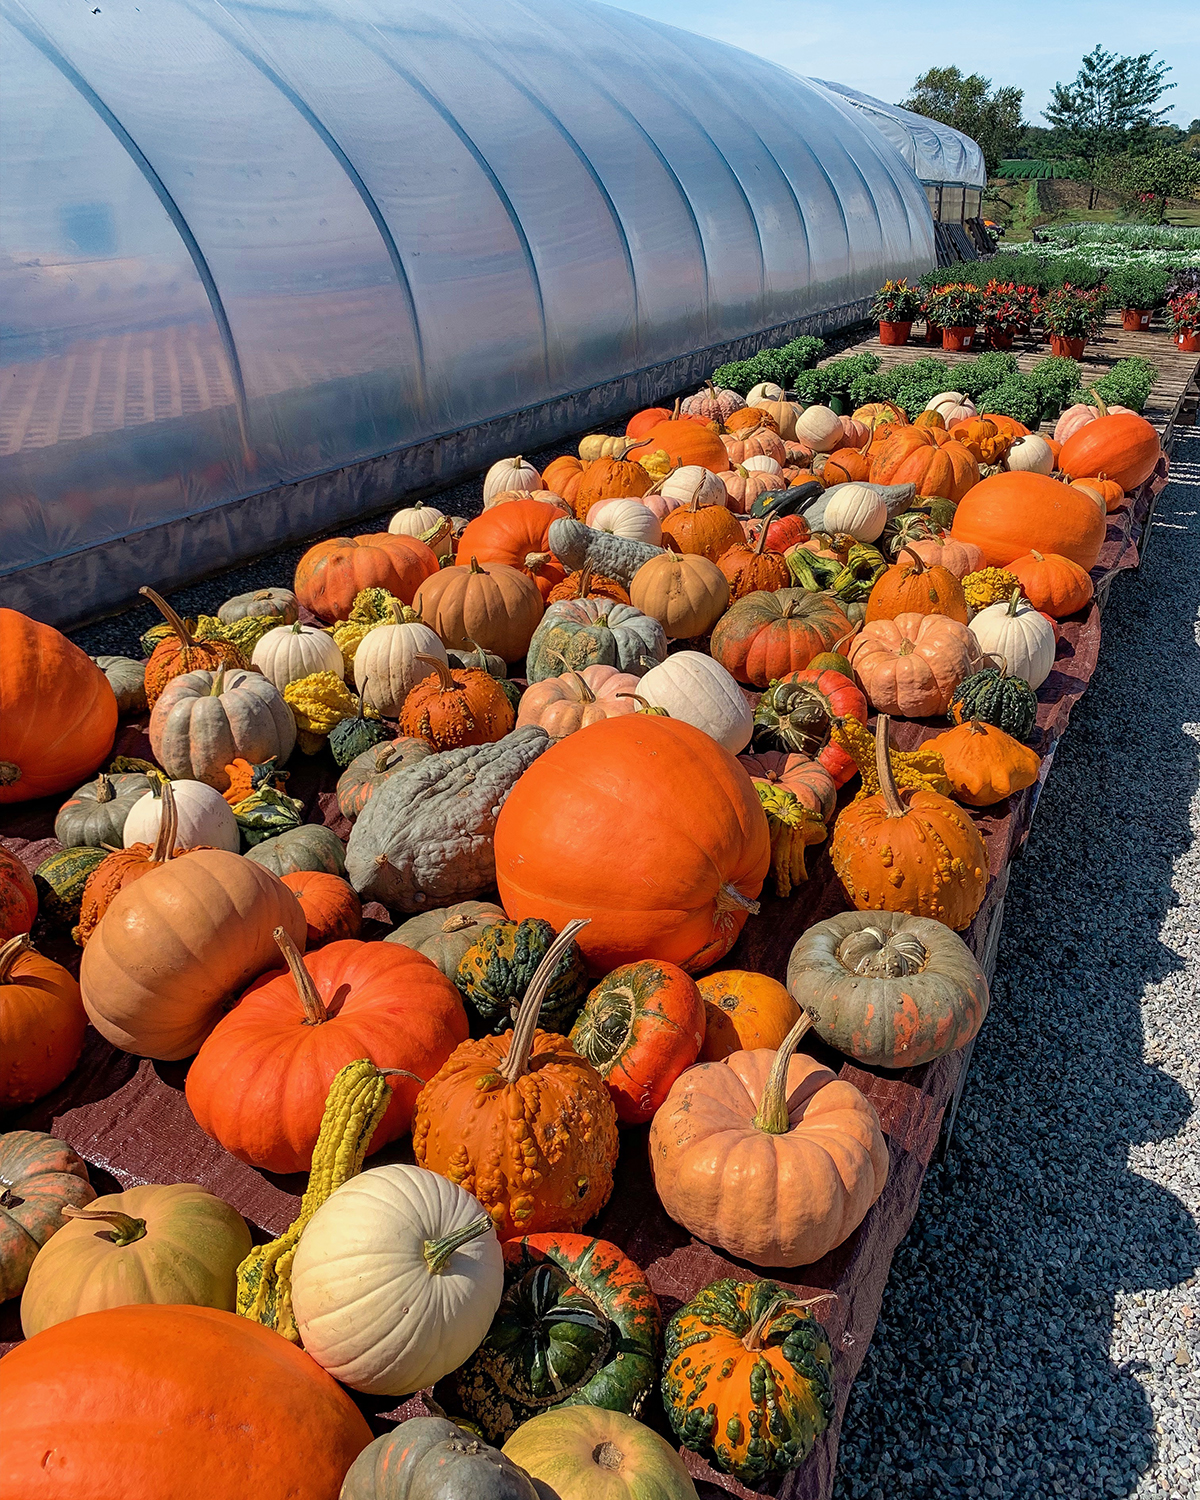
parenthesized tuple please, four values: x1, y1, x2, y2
(1039, 284, 1108, 339)
(924, 284, 982, 328)
(870, 279, 922, 322)
(973, 379, 1042, 428)
(1027, 356, 1082, 413)
(712, 335, 825, 395)
(1068, 357, 1158, 414)
(955, 350, 1019, 398)
(1106, 264, 1169, 310)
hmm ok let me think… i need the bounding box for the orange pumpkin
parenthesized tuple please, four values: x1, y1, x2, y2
(925, 719, 1041, 808)
(725, 406, 778, 435)
(696, 970, 801, 1063)
(721, 424, 787, 468)
(545, 561, 631, 606)
(495, 716, 770, 974)
(414, 558, 544, 662)
(575, 456, 654, 516)
(869, 430, 980, 502)
(456, 500, 570, 600)
(0, 611, 119, 804)
(625, 406, 673, 439)
(947, 417, 1013, 466)
(849, 613, 982, 717)
(819, 447, 871, 485)
(912, 410, 946, 431)
(628, 419, 730, 473)
(661, 494, 745, 561)
(413, 921, 619, 1238)
(1, 845, 38, 943)
(1071, 474, 1125, 512)
(75, 780, 194, 946)
(950, 472, 1108, 570)
(831, 717, 988, 930)
(398, 655, 515, 750)
(1005, 549, 1094, 618)
(294, 533, 439, 622)
(186, 930, 468, 1173)
(542, 454, 583, 498)
(281, 871, 363, 947)
(717, 523, 791, 600)
(865, 546, 969, 625)
(1057, 412, 1161, 494)
(648, 1011, 889, 1266)
(0, 934, 87, 1108)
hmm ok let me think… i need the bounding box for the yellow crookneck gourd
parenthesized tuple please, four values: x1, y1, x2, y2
(830, 716, 951, 798)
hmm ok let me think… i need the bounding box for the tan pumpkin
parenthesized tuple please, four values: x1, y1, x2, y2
(414, 558, 544, 663)
(793, 405, 844, 453)
(629, 553, 730, 639)
(849, 613, 983, 718)
(720, 465, 779, 515)
(721, 423, 787, 468)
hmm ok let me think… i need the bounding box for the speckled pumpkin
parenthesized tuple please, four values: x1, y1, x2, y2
(457, 918, 589, 1036)
(399, 657, 516, 751)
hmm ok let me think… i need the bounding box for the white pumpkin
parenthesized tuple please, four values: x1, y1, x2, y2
(925, 392, 977, 425)
(637, 652, 752, 753)
(353, 620, 447, 717)
(747, 381, 784, 405)
(821, 482, 889, 542)
(388, 501, 452, 558)
(252, 622, 344, 692)
(123, 781, 239, 853)
(1005, 434, 1055, 476)
(482, 456, 541, 503)
(741, 455, 782, 475)
(659, 464, 728, 510)
(793, 404, 843, 453)
(969, 592, 1056, 691)
(483, 488, 566, 512)
(584, 497, 662, 546)
(290, 1164, 503, 1397)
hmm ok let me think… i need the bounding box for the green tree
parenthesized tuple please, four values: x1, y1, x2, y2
(900, 67, 1024, 175)
(1044, 47, 1175, 170)
(1103, 146, 1200, 220)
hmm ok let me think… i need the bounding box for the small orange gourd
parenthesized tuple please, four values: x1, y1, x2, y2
(1004, 549, 1094, 618)
(865, 546, 969, 625)
(696, 970, 801, 1062)
(926, 719, 1041, 807)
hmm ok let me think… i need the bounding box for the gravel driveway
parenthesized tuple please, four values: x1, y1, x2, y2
(834, 427, 1200, 1499)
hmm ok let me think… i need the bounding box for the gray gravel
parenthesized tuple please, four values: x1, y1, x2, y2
(834, 426, 1200, 1499)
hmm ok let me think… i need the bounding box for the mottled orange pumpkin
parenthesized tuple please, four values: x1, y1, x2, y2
(696, 970, 801, 1063)
(661, 495, 744, 561)
(716, 523, 791, 600)
(398, 656, 515, 750)
(865, 546, 969, 625)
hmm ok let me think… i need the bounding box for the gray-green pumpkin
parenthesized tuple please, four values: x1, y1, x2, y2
(329, 698, 391, 770)
(53, 771, 152, 848)
(339, 1418, 546, 1500)
(547, 516, 664, 587)
(385, 900, 506, 976)
(93, 657, 148, 715)
(525, 598, 666, 683)
(217, 587, 299, 626)
(245, 822, 346, 878)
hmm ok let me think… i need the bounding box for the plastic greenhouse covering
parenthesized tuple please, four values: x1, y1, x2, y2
(812, 80, 988, 189)
(1, 0, 937, 625)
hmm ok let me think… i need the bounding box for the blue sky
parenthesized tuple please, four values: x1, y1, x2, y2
(604, 0, 1199, 129)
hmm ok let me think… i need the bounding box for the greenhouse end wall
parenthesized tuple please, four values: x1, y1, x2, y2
(0, 0, 936, 626)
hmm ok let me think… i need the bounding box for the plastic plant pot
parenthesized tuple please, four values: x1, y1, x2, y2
(878, 320, 912, 346)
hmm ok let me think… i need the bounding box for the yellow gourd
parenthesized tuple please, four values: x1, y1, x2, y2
(963, 567, 1022, 612)
(283, 672, 359, 754)
(830, 718, 952, 798)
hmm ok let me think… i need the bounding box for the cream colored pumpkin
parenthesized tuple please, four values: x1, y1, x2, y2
(741, 455, 782, 475)
(584, 497, 663, 546)
(122, 781, 239, 853)
(482, 456, 541, 503)
(660, 465, 729, 510)
(388, 502, 452, 559)
(969, 592, 1056, 691)
(753, 399, 802, 442)
(483, 488, 568, 513)
(925, 392, 976, 424)
(637, 652, 752, 753)
(822, 482, 889, 542)
(251, 622, 345, 692)
(747, 381, 784, 405)
(1004, 434, 1055, 476)
(577, 433, 636, 462)
(793, 404, 843, 453)
(290, 1164, 503, 1397)
(629, 553, 730, 640)
(353, 618, 448, 717)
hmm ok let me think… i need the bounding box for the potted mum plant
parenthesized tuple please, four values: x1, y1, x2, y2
(870, 279, 922, 345)
(1167, 291, 1200, 352)
(1110, 265, 1169, 332)
(925, 284, 982, 351)
(1040, 283, 1106, 358)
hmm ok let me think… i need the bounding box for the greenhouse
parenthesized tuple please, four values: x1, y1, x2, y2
(1, 0, 936, 624)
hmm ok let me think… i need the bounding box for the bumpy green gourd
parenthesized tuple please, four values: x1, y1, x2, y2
(950, 665, 1038, 743)
(329, 697, 391, 769)
(456, 918, 589, 1034)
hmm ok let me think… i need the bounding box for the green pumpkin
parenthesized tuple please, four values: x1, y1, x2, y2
(93, 657, 147, 715)
(217, 587, 299, 626)
(751, 679, 834, 758)
(53, 772, 151, 848)
(231, 787, 305, 846)
(385, 899, 506, 976)
(805, 649, 853, 677)
(34, 847, 109, 932)
(456, 918, 588, 1034)
(453, 1236, 660, 1445)
(448, 643, 509, 680)
(329, 700, 391, 770)
(245, 823, 346, 878)
(139, 619, 181, 658)
(949, 665, 1038, 742)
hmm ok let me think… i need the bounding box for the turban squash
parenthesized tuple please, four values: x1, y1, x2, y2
(494, 716, 769, 974)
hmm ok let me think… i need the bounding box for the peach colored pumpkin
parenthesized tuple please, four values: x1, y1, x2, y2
(1053, 401, 1134, 445)
(720, 466, 779, 514)
(849, 613, 983, 718)
(515, 665, 641, 737)
(720, 425, 787, 468)
(902, 535, 984, 580)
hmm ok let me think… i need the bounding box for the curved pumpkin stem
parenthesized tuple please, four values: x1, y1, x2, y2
(499, 918, 590, 1083)
(742, 1290, 839, 1351)
(93, 773, 116, 805)
(423, 1214, 493, 1274)
(751, 1009, 816, 1134)
(139, 587, 195, 648)
(752, 520, 772, 557)
(897, 545, 928, 575)
(414, 653, 456, 691)
(208, 663, 227, 698)
(874, 716, 907, 818)
(617, 693, 668, 716)
(568, 672, 596, 704)
(1005, 588, 1023, 617)
(150, 780, 179, 863)
(0, 933, 34, 984)
(273, 926, 328, 1025)
(61, 1206, 147, 1245)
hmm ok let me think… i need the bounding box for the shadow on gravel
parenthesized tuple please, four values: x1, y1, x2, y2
(834, 431, 1200, 1500)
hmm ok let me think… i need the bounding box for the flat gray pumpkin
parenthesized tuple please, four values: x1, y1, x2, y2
(525, 598, 666, 683)
(385, 899, 506, 975)
(93, 656, 148, 715)
(347, 727, 549, 913)
(54, 771, 152, 848)
(217, 587, 299, 625)
(246, 823, 346, 878)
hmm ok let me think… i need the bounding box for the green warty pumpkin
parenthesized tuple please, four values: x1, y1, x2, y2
(456, 918, 589, 1034)
(949, 665, 1038, 742)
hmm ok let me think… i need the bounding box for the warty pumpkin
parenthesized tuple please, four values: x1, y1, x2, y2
(0, 610, 118, 804)
(494, 717, 769, 973)
(295, 533, 440, 622)
(710, 589, 854, 688)
(399, 655, 516, 750)
(139, 589, 248, 709)
(628, 552, 730, 639)
(695, 969, 801, 1063)
(1005, 549, 1094, 618)
(865, 545, 969, 625)
(789, 910, 989, 1069)
(831, 716, 989, 930)
(1058, 410, 1160, 494)
(414, 557, 544, 662)
(574, 455, 654, 517)
(649, 1009, 889, 1265)
(0, 1132, 96, 1301)
(0, 935, 86, 1108)
(926, 719, 1041, 807)
(413, 921, 620, 1239)
(951, 471, 1107, 571)
(717, 521, 791, 599)
(949, 662, 1038, 741)
(187, 928, 468, 1173)
(456, 916, 589, 1035)
(849, 612, 983, 717)
(545, 561, 632, 607)
(75, 780, 194, 945)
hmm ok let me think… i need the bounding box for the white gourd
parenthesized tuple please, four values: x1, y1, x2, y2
(252, 622, 344, 692)
(747, 381, 784, 405)
(969, 593, 1056, 690)
(353, 620, 447, 717)
(792, 404, 843, 453)
(122, 781, 239, 853)
(388, 502, 452, 558)
(925, 392, 976, 424)
(482, 456, 541, 502)
(584, 498, 662, 546)
(637, 652, 753, 753)
(821, 482, 889, 542)
(1004, 434, 1055, 475)
(659, 465, 727, 509)
(741, 455, 782, 475)
(290, 1164, 504, 1397)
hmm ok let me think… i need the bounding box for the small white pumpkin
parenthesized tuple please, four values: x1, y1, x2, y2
(252, 622, 345, 692)
(659, 464, 728, 510)
(483, 488, 566, 512)
(821, 482, 889, 542)
(925, 392, 976, 425)
(1004, 434, 1055, 476)
(482, 456, 541, 503)
(353, 618, 447, 717)
(290, 1164, 504, 1397)
(123, 781, 239, 853)
(637, 652, 753, 753)
(792, 404, 843, 453)
(388, 501, 452, 558)
(584, 497, 662, 546)
(747, 381, 784, 405)
(741, 455, 782, 475)
(969, 591, 1056, 691)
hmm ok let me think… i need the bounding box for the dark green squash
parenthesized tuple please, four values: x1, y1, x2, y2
(33, 847, 109, 933)
(329, 696, 391, 770)
(452, 1235, 660, 1445)
(339, 1416, 545, 1500)
(335, 737, 432, 822)
(949, 664, 1038, 743)
(245, 822, 346, 878)
(751, 679, 834, 757)
(53, 772, 151, 848)
(456, 918, 588, 1034)
(749, 482, 823, 520)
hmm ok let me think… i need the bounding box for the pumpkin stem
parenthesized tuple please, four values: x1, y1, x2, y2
(569, 673, 596, 704)
(716, 883, 761, 916)
(414, 654, 456, 691)
(1006, 588, 1023, 617)
(0, 933, 34, 983)
(499, 918, 590, 1084)
(1090, 388, 1108, 418)
(273, 926, 328, 1025)
(751, 1010, 816, 1134)
(468, 555, 485, 575)
(898, 545, 927, 575)
(139, 587, 195, 648)
(742, 1290, 838, 1351)
(874, 716, 907, 818)
(150, 780, 179, 863)
(441, 912, 476, 933)
(61, 1206, 147, 1246)
(0, 762, 21, 788)
(616, 693, 668, 716)
(573, 562, 596, 598)
(422, 1213, 493, 1274)
(752, 520, 771, 557)
(94, 773, 115, 804)
(209, 663, 226, 697)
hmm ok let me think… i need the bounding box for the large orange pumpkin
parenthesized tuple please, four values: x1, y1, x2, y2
(0, 934, 87, 1108)
(0, 610, 118, 805)
(1057, 411, 1161, 494)
(628, 419, 729, 473)
(0, 1303, 372, 1499)
(950, 472, 1108, 570)
(495, 716, 770, 973)
(294, 533, 439, 621)
(865, 546, 968, 624)
(869, 429, 980, 501)
(574, 456, 654, 517)
(456, 500, 569, 600)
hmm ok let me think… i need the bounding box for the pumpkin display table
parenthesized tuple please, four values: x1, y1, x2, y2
(0, 471, 1163, 1499)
